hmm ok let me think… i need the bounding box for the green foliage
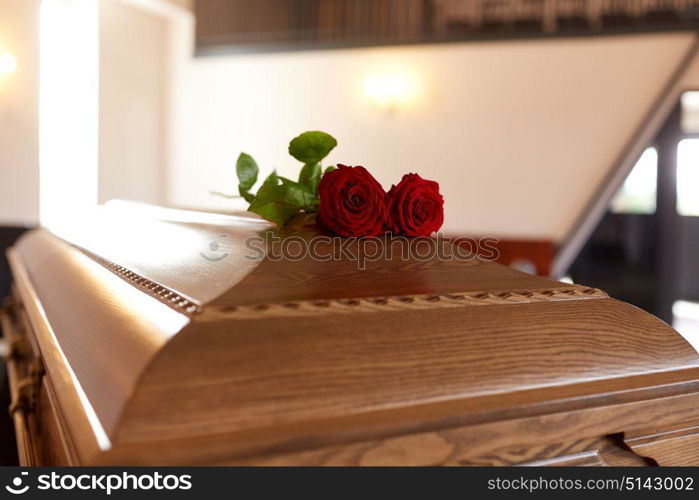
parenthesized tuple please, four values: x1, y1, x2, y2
(288, 131, 337, 165)
(247, 182, 316, 227)
(298, 162, 322, 194)
(232, 131, 338, 226)
(262, 170, 280, 187)
(236, 153, 258, 203)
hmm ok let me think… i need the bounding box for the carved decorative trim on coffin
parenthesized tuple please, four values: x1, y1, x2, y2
(198, 287, 608, 320)
(74, 246, 201, 315)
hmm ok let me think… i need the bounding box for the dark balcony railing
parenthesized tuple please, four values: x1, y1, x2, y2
(195, 0, 699, 55)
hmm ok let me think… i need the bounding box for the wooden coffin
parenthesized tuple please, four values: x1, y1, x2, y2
(3, 203, 699, 466)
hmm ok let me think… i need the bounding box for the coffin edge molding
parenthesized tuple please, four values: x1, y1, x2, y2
(197, 286, 609, 320)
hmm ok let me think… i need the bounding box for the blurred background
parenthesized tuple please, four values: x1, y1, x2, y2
(2, 0, 699, 462)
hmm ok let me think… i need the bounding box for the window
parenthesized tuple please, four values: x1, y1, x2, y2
(677, 139, 699, 216)
(610, 147, 657, 214)
(681, 91, 699, 133)
(673, 300, 699, 352)
(39, 0, 99, 228)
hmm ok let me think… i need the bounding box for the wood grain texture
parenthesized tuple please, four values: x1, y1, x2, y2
(99, 389, 699, 465)
(626, 425, 699, 466)
(223, 435, 634, 467)
(10, 232, 189, 441)
(36, 379, 77, 466)
(525, 451, 609, 467)
(4, 205, 699, 465)
(7, 250, 104, 464)
(114, 298, 699, 448)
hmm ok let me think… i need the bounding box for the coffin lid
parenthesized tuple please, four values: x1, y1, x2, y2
(9, 202, 699, 464)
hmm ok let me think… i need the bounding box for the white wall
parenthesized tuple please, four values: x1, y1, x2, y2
(167, 28, 696, 241)
(98, 0, 169, 205)
(0, 0, 178, 225)
(2, 0, 695, 241)
(0, 0, 40, 226)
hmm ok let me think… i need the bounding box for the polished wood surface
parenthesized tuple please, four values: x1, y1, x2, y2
(4, 204, 699, 465)
(626, 425, 699, 466)
(118, 298, 699, 445)
(10, 230, 187, 452)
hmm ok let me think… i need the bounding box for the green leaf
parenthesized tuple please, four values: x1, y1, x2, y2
(236, 153, 258, 189)
(278, 176, 296, 186)
(248, 182, 316, 227)
(262, 170, 279, 187)
(324, 165, 337, 175)
(288, 131, 337, 165)
(298, 162, 322, 193)
(236, 153, 259, 203)
(277, 178, 317, 209)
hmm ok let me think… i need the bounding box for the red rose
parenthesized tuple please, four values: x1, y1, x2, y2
(317, 165, 388, 237)
(386, 173, 444, 236)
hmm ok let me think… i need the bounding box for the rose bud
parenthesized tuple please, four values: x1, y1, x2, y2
(317, 165, 388, 237)
(386, 173, 444, 237)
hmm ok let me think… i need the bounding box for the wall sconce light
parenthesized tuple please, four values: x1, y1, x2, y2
(0, 52, 17, 75)
(363, 73, 416, 112)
